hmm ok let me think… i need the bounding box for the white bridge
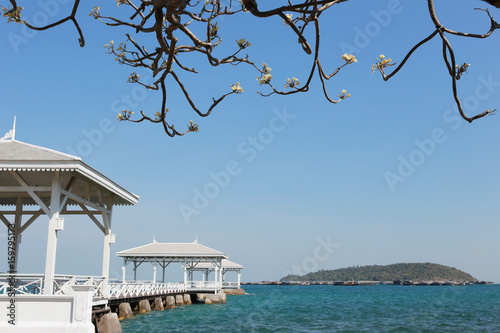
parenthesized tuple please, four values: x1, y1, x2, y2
(0, 274, 225, 303)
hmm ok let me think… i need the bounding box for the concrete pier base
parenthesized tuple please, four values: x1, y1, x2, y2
(154, 297, 164, 311)
(175, 294, 184, 306)
(223, 288, 245, 295)
(118, 302, 134, 320)
(197, 293, 227, 304)
(166, 295, 176, 309)
(97, 312, 123, 333)
(138, 299, 151, 313)
(183, 294, 192, 305)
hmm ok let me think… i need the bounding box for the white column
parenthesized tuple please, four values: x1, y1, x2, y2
(162, 265, 166, 283)
(102, 231, 113, 298)
(214, 265, 218, 293)
(237, 271, 241, 289)
(183, 267, 187, 284)
(10, 197, 23, 274)
(219, 267, 223, 286)
(43, 172, 61, 295)
(122, 266, 126, 283)
(153, 265, 157, 283)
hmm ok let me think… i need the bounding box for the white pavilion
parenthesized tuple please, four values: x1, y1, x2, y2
(187, 259, 244, 289)
(0, 137, 138, 332)
(116, 239, 229, 293)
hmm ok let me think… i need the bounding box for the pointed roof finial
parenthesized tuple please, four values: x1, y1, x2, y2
(12, 116, 16, 141)
(0, 116, 16, 141)
(153, 236, 157, 243)
(194, 235, 198, 244)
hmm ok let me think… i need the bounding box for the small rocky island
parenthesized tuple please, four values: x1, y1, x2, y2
(271, 263, 493, 285)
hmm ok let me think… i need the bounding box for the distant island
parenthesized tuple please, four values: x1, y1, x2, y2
(280, 263, 477, 283)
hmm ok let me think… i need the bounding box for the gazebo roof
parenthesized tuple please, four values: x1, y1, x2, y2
(116, 240, 227, 259)
(0, 140, 80, 162)
(0, 140, 139, 206)
(194, 259, 244, 270)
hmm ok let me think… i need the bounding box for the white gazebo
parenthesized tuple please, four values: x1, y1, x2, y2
(188, 259, 244, 289)
(0, 138, 138, 332)
(116, 239, 227, 293)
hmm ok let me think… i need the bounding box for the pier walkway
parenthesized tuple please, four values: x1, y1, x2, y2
(0, 273, 221, 302)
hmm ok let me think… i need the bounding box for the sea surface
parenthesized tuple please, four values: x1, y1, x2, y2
(120, 284, 500, 332)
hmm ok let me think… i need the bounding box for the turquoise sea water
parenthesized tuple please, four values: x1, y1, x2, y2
(120, 284, 500, 332)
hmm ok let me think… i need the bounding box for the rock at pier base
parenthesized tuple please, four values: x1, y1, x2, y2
(118, 302, 134, 320)
(154, 297, 164, 311)
(138, 299, 151, 313)
(166, 295, 176, 309)
(183, 294, 192, 305)
(97, 312, 123, 333)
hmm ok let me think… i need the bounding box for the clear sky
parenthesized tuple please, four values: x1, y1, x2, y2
(1, 0, 499, 283)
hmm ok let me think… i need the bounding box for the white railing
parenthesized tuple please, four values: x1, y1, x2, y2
(108, 282, 186, 299)
(186, 281, 222, 291)
(1, 274, 225, 300)
(222, 281, 239, 288)
(54, 275, 106, 297)
(0, 274, 106, 298)
(0, 274, 44, 295)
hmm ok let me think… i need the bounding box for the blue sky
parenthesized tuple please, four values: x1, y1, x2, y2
(1, 0, 499, 283)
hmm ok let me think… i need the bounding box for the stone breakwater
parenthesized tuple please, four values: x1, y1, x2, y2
(94, 293, 229, 333)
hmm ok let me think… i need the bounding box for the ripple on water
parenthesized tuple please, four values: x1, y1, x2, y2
(120, 285, 500, 333)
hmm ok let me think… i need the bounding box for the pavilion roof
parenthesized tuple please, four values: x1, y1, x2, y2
(0, 140, 80, 162)
(116, 240, 227, 259)
(0, 140, 139, 206)
(194, 259, 244, 270)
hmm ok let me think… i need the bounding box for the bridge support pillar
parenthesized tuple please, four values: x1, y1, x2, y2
(154, 297, 164, 311)
(118, 302, 134, 320)
(166, 296, 176, 309)
(139, 299, 151, 313)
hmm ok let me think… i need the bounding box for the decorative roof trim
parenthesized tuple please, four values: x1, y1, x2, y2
(0, 162, 139, 206)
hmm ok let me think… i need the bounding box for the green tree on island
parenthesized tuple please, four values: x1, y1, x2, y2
(281, 263, 477, 282)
